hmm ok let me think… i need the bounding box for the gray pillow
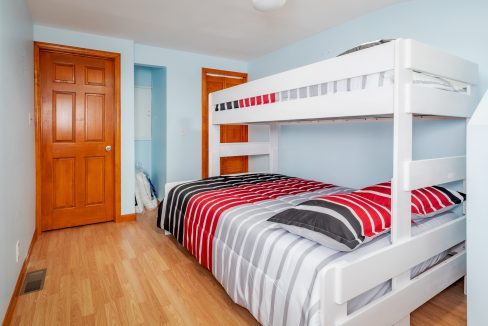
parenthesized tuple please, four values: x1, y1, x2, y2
(337, 39, 395, 57)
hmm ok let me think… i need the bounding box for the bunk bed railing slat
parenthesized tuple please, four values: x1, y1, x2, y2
(336, 250, 466, 326)
(406, 85, 476, 117)
(405, 156, 466, 191)
(331, 215, 466, 305)
(404, 39, 478, 85)
(219, 142, 270, 157)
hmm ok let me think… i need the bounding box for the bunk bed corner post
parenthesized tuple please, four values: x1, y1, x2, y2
(269, 123, 279, 173)
(208, 94, 221, 177)
(391, 38, 414, 326)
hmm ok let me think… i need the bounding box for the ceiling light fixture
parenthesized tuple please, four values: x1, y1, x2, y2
(252, 0, 287, 12)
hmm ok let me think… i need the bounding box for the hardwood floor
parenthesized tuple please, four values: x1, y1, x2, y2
(10, 209, 466, 325)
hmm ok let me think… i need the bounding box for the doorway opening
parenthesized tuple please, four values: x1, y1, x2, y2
(134, 65, 167, 212)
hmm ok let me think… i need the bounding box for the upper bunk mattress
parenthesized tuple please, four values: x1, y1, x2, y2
(157, 173, 460, 326)
(213, 71, 468, 113)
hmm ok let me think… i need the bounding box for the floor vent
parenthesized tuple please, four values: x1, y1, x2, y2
(20, 269, 46, 295)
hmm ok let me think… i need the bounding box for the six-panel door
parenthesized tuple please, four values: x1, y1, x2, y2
(40, 50, 115, 230)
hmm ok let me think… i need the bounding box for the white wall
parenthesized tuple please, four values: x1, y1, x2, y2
(0, 0, 34, 319)
(134, 44, 247, 182)
(33, 25, 136, 215)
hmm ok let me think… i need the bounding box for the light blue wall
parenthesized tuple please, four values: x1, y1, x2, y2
(279, 120, 465, 188)
(134, 65, 167, 198)
(135, 140, 152, 175)
(33, 25, 136, 214)
(135, 44, 247, 182)
(151, 68, 167, 198)
(0, 0, 34, 318)
(134, 65, 153, 177)
(248, 0, 484, 188)
(249, 0, 487, 94)
(134, 66, 153, 88)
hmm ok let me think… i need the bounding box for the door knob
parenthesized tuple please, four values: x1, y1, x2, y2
(105, 145, 112, 152)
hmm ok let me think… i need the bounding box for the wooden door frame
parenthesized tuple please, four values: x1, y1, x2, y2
(201, 68, 248, 178)
(34, 42, 122, 236)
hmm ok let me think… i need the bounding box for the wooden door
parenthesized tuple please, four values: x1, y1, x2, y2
(39, 48, 116, 231)
(202, 68, 248, 178)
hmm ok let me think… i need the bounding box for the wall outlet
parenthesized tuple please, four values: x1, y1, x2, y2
(16, 241, 20, 263)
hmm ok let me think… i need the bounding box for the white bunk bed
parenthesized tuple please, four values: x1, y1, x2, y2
(205, 39, 477, 326)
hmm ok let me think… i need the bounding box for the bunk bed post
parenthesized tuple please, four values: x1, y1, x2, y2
(463, 118, 468, 295)
(269, 124, 279, 173)
(391, 39, 414, 326)
(321, 266, 347, 325)
(208, 94, 221, 177)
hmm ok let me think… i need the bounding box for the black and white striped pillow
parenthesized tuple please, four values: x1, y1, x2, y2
(268, 192, 391, 251)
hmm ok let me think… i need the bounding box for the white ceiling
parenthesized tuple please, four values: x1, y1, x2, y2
(27, 0, 406, 60)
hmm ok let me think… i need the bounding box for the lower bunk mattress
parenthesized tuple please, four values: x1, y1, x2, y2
(157, 173, 460, 326)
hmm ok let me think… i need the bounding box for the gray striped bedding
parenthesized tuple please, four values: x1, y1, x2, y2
(162, 182, 459, 325)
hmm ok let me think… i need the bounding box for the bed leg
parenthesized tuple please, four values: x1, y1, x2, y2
(393, 315, 410, 326)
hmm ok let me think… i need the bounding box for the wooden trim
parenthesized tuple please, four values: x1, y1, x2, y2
(116, 213, 136, 223)
(2, 230, 38, 326)
(33, 42, 122, 59)
(34, 43, 42, 237)
(201, 68, 247, 179)
(114, 55, 122, 223)
(34, 42, 122, 232)
(203, 67, 249, 79)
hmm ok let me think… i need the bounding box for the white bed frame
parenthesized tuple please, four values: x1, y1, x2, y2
(205, 39, 477, 326)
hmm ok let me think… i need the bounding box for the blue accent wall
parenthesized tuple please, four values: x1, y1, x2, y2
(134, 66, 152, 87)
(135, 140, 152, 175)
(134, 65, 153, 177)
(248, 0, 484, 188)
(151, 68, 167, 199)
(134, 65, 167, 198)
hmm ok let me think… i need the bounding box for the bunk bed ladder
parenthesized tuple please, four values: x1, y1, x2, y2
(208, 120, 280, 176)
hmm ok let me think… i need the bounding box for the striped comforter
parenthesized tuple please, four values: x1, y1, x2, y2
(156, 173, 454, 326)
(157, 173, 354, 325)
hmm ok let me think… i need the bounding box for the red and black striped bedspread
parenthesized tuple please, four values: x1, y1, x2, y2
(157, 173, 336, 270)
